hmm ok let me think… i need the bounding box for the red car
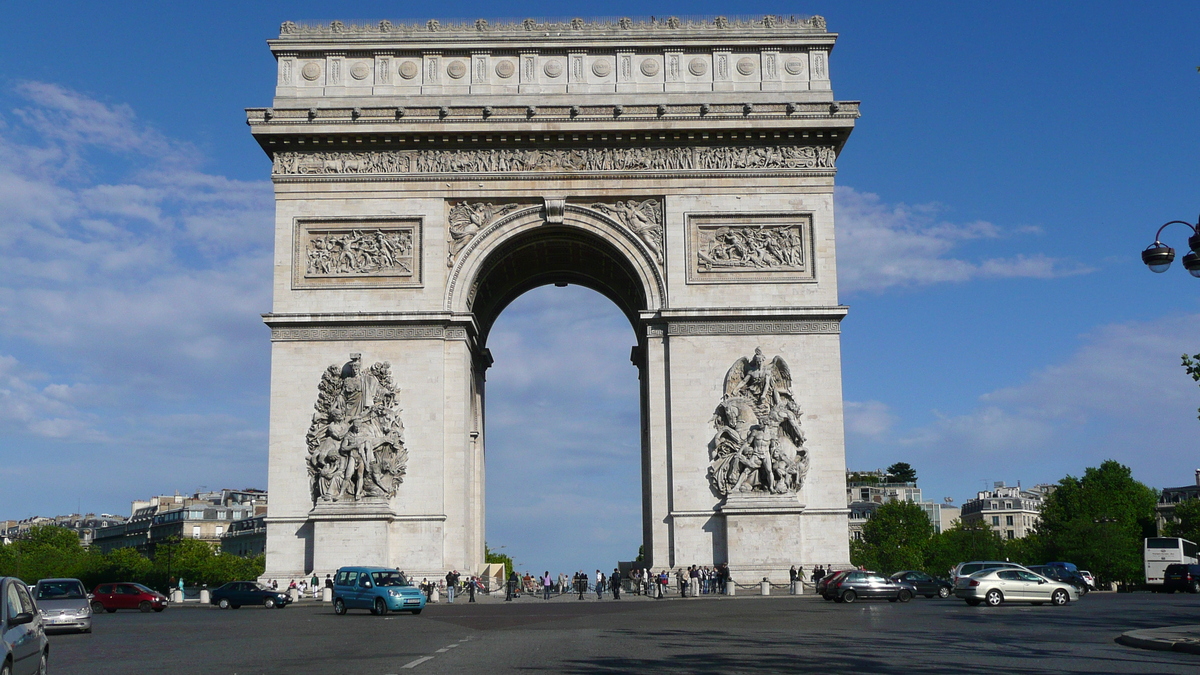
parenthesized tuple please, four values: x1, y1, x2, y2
(90, 583, 169, 613)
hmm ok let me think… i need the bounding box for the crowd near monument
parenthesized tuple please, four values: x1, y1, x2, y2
(249, 14, 859, 584)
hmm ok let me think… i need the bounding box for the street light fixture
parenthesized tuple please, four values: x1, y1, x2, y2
(1141, 215, 1200, 277)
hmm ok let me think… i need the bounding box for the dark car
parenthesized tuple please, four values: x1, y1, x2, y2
(1027, 566, 1088, 595)
(822, 570, 915, 604)
(90, 583, 168, 613)
(890, 570, 952, 599)
(2, 576, 50, 675)
(210, 581, 291, 609)
(816, 570, 850, 600)
(1162, 564, 1200, 593)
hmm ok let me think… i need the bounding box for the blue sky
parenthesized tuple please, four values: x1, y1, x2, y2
(1, 1, 1198, 574)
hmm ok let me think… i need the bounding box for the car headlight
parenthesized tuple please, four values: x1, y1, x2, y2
(388, 589, 401, 597)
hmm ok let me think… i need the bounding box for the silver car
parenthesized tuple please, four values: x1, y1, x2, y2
(34, 579, 91, 634)
(954, 568, 1078, 607)
(2, 576, 49, 675)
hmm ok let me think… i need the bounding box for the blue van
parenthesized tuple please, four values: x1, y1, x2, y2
(332, 567, 426, 616)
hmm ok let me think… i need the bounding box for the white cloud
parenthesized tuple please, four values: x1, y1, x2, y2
(844, 400, 898, 440)
(892, 313, 1200, 497)
(835, 186, 1090, 294)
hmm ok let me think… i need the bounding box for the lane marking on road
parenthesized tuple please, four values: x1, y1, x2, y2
(401, 656, 435, 669)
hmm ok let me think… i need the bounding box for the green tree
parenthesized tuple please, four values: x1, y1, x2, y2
(484, 542, 513, 579)
(1035, 460, 1157, 585)
(886, 462, 918, 484)
(1165, 498, 1200, 543)
(0, 525, 87, 584)
(923, 520, 1006, 577)
(851, 501, 933, 574)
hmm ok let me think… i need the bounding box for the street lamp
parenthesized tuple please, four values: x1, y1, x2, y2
(1141, 215, 1200, 276)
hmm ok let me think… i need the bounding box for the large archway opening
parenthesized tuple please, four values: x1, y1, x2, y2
(466, 221, 655, 576)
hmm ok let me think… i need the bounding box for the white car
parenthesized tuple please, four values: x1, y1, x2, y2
(954, 568, 1078, 607)
(1079, 570, 1097, 589)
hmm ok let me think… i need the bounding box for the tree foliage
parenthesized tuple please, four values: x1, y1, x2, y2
(484, 542, 513, 579)
(1165, 498, 1200, 543)
(851, 501, 932, 574)
(924, 520, 1006, 576)
(1035, 460, 1157, 585)
(0, 526, 264, 590)
(886, 462, 918, 484)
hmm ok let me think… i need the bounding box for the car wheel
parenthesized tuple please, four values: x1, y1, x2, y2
(841, 590, 856, 604)
(139, 601, 153, 613)
(91, 601, 105, 613)
(985, 589, 1003, 607)
(36, 651, 47, 675)
(411, 609, 422, 615)
(938, 587, 951, 599)
(264, 597, 276, 609)
(898, 590, 912, 603)
(1051, 589, 1069, 606)
(1, 659, 10, 675)
(965, 599, 981, 606)
(333, 598, 346, 615)
(218, 598, 230, 609)
(374, 598, 388, 616)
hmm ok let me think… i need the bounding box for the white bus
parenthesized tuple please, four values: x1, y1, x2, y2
(1145, 537, 1199, 586)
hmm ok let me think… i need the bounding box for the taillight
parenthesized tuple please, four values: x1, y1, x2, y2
(969, 580, 980, 587)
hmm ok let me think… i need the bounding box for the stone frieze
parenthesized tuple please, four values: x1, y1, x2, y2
(272, 145, 835, 175)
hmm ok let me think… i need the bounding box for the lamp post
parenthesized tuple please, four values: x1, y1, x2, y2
(1141, 215, 1200, 276)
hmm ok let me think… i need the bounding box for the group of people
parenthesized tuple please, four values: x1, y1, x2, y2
(787, 565, 837, 585)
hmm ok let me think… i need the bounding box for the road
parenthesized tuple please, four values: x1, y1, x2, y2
(48, 591, 1200, 674)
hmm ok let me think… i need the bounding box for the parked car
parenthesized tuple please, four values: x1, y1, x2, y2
(2, 576, 49, 675)
(1027, 565, 1089, 595)
(1079, 570, 1097, 590)
(816, 570, 850, 600)
(90, 583, 168, 613)
(954, 568, 1078, 607)
(890, 571, 952, 598)
(1162, 564, 1200, 593)
(210, 582, 291, 610)
(331, 567, 426, 615)
(950, 561, 1026, 584)
(33, 578, 91, 634)
(822, 570, 916, 604)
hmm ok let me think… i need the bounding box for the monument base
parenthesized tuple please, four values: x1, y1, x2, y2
(720, 492, 809, 585)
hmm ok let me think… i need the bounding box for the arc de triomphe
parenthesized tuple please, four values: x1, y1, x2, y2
(248, 15, 857, 583)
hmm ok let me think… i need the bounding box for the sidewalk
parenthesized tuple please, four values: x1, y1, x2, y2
(1116, 625, 1200, 655)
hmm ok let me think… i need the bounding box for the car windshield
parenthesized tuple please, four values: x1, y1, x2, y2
(372, 571, 407, 587)
(37, 581, 85, 600)
(255, 583, 274, 591)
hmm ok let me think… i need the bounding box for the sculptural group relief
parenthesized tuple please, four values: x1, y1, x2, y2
(306, 228, 414, 277)
(271, 145, 836, 176)
(709, 349, 810, 498)
(590, 200, 663, 264)
(446, 202, 523, 267)
(279, 15, 827, 37)
(697, 224, 806, 271)
(306, 354, 409, 504)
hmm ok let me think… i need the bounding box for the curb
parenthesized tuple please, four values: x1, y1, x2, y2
(1116, 626, 1200, 655)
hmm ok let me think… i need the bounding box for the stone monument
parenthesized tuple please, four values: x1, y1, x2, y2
(249, 14, 857, 584)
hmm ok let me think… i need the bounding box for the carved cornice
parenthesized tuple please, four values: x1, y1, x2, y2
(645, 320, 841, 338)
(277, 15, 828, 39)
(270, 325, 469, 342)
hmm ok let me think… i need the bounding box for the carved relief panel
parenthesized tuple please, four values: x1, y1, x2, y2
(292, 217, 423, 289)
(686, 213, 815, 284)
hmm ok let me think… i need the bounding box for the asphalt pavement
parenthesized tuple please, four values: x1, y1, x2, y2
(47, 591, 1200, 674)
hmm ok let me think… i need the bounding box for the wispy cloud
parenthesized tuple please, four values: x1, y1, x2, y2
(835, 186, 1090, 294)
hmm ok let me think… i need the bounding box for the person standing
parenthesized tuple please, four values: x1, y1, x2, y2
(542, 571, 552, 600)
(576, 571, 586, 600)
(595, 570, 604, 600)
(790, 565, 798, 584)
(445, 571, 456, 603)
(611, 568, 622, 600)
(505, 570, 518, 601)
(324, 574, 334, 590)
(468, 575, 476, 602)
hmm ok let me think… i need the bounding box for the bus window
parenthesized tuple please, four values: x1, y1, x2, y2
(1147, 538, 1180, 549)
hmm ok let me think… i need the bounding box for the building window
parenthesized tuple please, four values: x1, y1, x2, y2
(1006, 516, 1014, 526)
(215, 526, 224, 536)
(1006, 530, 1015, 539)
(992, 516, 1000, 526)
(1005, 502, 1012, 509)
(191, 526, 201, 538)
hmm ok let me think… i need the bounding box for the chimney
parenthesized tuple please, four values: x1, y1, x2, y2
(1195, 469, 1200, 486)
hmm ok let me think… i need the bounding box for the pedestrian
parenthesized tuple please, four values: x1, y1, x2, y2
(324, 574, 334, 589)
(790, 565, 797, 583)
(506, 570, 518, 601)
(576, 571, 586, 600)
(611, 568, 622, 600)
(677, 568, 687, 597)
(270, 579, 278, 591)
(596, 570, 604, 600)
(542, 571, 552, 600)
(445, 570, 456, 603)
(468, 576, 476, 602)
